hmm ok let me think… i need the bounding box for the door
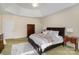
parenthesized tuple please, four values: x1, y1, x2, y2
(27, 24, 35, 37)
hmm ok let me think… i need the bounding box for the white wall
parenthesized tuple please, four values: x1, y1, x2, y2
(3, 13, 42, 39)
(41, 5, 79, 36)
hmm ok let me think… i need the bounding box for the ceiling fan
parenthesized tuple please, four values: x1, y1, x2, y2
(32, 3, 39, 7)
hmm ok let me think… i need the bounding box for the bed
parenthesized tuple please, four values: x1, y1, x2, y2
(28, 27, 65, 55)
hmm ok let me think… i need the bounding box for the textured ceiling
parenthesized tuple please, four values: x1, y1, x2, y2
(0, 3, 76, 17)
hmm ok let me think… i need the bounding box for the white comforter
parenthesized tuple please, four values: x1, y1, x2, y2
(29, 33, 63, 52)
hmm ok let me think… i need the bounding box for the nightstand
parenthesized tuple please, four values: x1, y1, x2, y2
(64, 36, 78, 51)
(0, 34, 4, 53)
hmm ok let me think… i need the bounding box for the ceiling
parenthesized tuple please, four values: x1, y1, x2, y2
(0, 3, 76, 17)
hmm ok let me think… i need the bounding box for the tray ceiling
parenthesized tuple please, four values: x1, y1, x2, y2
(0, 3, 76, 17)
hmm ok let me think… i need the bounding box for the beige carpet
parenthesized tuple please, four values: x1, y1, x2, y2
(46, 46, 79, 55)
(1, 38, 28, 55)
(1, 38, 79, 55)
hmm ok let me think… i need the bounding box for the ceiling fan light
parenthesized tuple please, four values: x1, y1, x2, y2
(32, 3, 38, 7)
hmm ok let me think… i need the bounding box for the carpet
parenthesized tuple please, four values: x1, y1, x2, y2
(2, 38, 79, 55)
(11, 43, 39, 55)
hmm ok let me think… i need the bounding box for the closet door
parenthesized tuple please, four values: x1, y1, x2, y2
(27, 24, 35, 37)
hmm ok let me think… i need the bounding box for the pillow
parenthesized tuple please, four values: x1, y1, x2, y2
(48, 31, 59, 36)
(46, 31, 59, 41)
(42, 30, 59, 37)
(42, 30, 51, 35)
(42, 31, 48, 35)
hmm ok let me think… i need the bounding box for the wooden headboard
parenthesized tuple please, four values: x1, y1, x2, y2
(47, 27, 65, 38)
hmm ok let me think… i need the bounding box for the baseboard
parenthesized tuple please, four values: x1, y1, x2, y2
(5, 36, 27, 40)
(5, 37, 27, 40)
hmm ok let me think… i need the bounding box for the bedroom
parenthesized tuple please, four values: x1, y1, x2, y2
(0, 3, 79, 55)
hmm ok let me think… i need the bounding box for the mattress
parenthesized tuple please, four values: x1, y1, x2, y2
(29, 33, 63, 52)
(41, 37, 63, 52)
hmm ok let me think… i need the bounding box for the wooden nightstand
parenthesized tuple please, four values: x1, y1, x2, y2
(0, 34, 4, 53)
(64, 36, 78, 51)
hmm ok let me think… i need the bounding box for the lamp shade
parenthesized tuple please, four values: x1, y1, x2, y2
(66, 28, 73, 33)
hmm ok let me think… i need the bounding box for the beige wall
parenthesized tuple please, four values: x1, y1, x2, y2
(0, 15, 2, 34)
(3, 13, 42, 39)
(41, 5, 79, 36)
(0, 9, 3, 34)
(2, 4, 79, 39)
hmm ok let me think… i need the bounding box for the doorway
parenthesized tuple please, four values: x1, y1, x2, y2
(27, 24, 35, 37)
